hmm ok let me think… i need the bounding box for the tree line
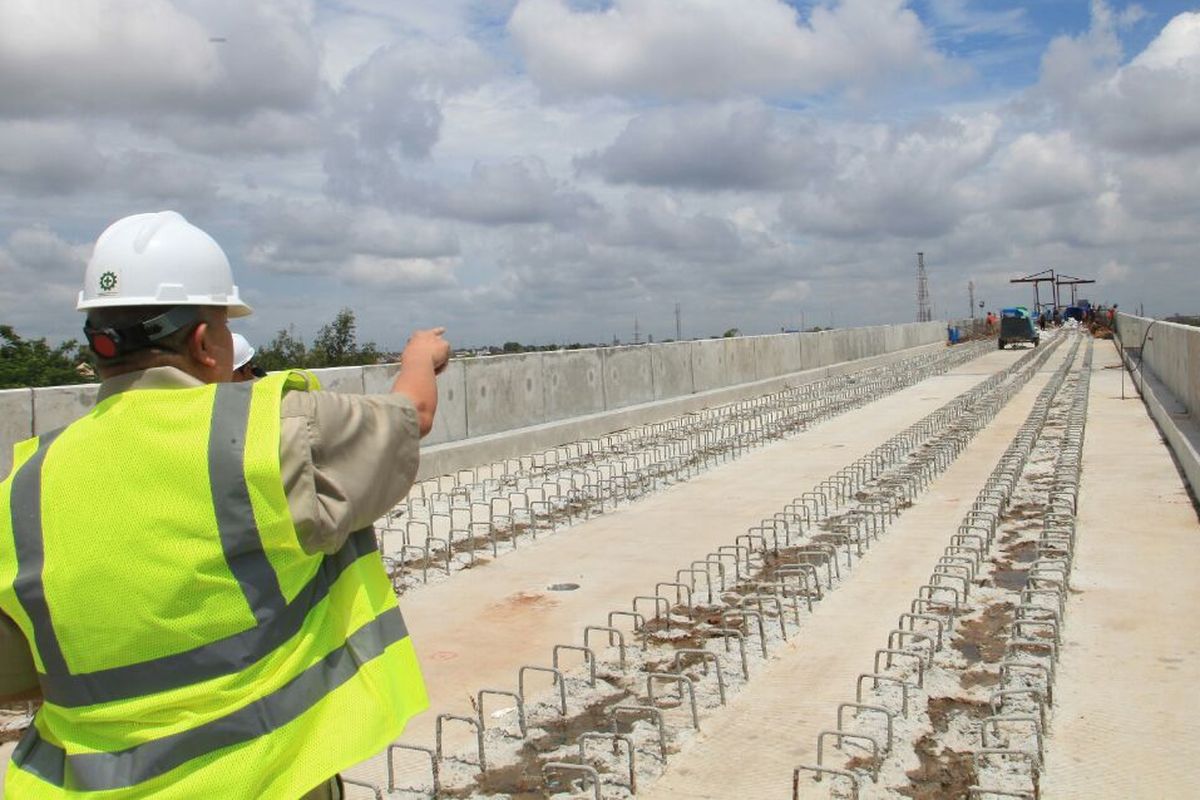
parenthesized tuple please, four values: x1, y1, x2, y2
(253, 308, 383, 372)
(0, 325, 92, 389)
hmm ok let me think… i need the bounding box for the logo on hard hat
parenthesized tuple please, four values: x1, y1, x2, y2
(98, 270, 118, 294)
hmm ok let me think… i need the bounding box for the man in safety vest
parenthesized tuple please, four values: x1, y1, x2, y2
(0, 211, 446, 798)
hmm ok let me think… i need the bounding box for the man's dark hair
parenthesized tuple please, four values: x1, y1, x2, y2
(84, 305, 215, 370)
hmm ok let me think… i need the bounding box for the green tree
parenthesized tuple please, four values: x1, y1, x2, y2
(309, 308, 381, 367)
(0, 325, 94, 388)
(501, 341, 524, 353)
(310, 308, 356, 366)
(255, 326, 308, 372)
(722, 328, 741, 338)
(257, 309, 384, 372)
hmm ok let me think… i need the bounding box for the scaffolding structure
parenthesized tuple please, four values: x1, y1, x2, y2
(1011, 269, 1096, 314)
(1011, 268, 1058, 315)
(1056, 274, 1096, 307)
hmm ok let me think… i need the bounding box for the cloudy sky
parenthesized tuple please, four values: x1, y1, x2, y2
(1, 0, 1198, 349)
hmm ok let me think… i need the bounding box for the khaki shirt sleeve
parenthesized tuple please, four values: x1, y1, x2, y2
(0, 612, 37, 699)
(280, 390, 421, 555)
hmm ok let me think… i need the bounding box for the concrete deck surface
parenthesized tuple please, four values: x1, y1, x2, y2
(0, 348, 1011, 796)
(356, 349, 1027, 774)
(637, 348, 1064, 799)
(1040, 342, 1200, 798)
(6, 340, 1199, 800)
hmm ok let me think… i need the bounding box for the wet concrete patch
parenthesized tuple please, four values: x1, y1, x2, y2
(758, 546, 832, 584)
(926, 696, 990, 734)
(959, 669, 1001, 690)
(532, 691, 633, 751)
(952, 603, 1014, 664)
(990, 567, 1029, 591)
(898, 734, 978, 800)
(443, 692, 632, 799)
(1001, 502, 1045, 521)
(1006, 540, 1039, 563)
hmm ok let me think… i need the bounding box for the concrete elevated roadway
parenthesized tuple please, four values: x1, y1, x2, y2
(2, 333, 1198, 799)
(373, 335, 1200, 799)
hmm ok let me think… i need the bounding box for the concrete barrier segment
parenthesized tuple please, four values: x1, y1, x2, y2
(650, 341, 693, 400)
(723, 336, 758, 386)
(601, 345, 654, 411)
(33, 384, 100, 435)
(0, 388, 33, 480)
(464, 351, 547, 438)
(1118, 313, 1200, 420)
(417, 340, 947, 480)
(1115, 332, 1200, 500)
(0, 321, 951, 481)
(308, 365, 365, 394)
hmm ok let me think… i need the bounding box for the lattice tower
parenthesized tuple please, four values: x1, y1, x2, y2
(916, 252, 932, 322)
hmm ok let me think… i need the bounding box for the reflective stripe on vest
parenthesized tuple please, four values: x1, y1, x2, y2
(0, 372, 427, 797)
(14, 607, 408, 791)
(9, 427, 68, 678)
(9, 384, 298, 706)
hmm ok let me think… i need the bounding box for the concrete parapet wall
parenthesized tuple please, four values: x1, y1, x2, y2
(0, 320, 947, 479)
(602, 346, 655, 410)
(311, 366, 365, 395)
(1116, 313, 1200, 495)
(1117, 313, 1200, 420)
(464, 351, 547, 438)
(752, 335, 800, 379)
(724, 337, 759, 385)
(541, 349, 604, 422)
(418, 338, 948, 479)
(0, 389, 33, 471)
(650, 342, 693, 400)
(32, 385, 101, 435)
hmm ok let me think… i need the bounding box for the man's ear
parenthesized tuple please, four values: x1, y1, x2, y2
(187, 322, 218, 369)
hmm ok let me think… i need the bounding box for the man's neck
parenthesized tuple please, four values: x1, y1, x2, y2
(99, 355, 205, 383)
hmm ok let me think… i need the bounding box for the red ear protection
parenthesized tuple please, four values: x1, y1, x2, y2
(86, 328, 120, 359)
(83, 306, 203, 359)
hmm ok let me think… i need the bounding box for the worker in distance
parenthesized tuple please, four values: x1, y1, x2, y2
(230, 332, 267, 381)
(0, 210, 448, 798)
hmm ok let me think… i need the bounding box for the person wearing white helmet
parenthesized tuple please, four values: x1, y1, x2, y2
(230, 332, 266, 381)
(0, 211, 448, 800)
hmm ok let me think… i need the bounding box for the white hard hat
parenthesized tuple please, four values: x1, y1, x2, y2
(78, 211, 252, 317)
(231, 333, 255, 370)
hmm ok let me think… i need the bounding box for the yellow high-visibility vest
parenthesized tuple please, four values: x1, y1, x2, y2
(0, 371, 427, 798)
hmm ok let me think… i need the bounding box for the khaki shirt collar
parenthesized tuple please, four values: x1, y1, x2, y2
(97, 366, 208, 403)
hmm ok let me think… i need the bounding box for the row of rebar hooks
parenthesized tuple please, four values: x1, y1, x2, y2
(969, 335, 1092, 800)
(381, 339, 1068, 798)
(790, 332, 1090, 800)
(378, 342, 993, 591)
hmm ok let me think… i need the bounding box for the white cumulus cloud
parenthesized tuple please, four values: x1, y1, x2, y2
(509, 0, 951, 100)
(1039, 8, 1200, 154)
(0, 0, 320, 119)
